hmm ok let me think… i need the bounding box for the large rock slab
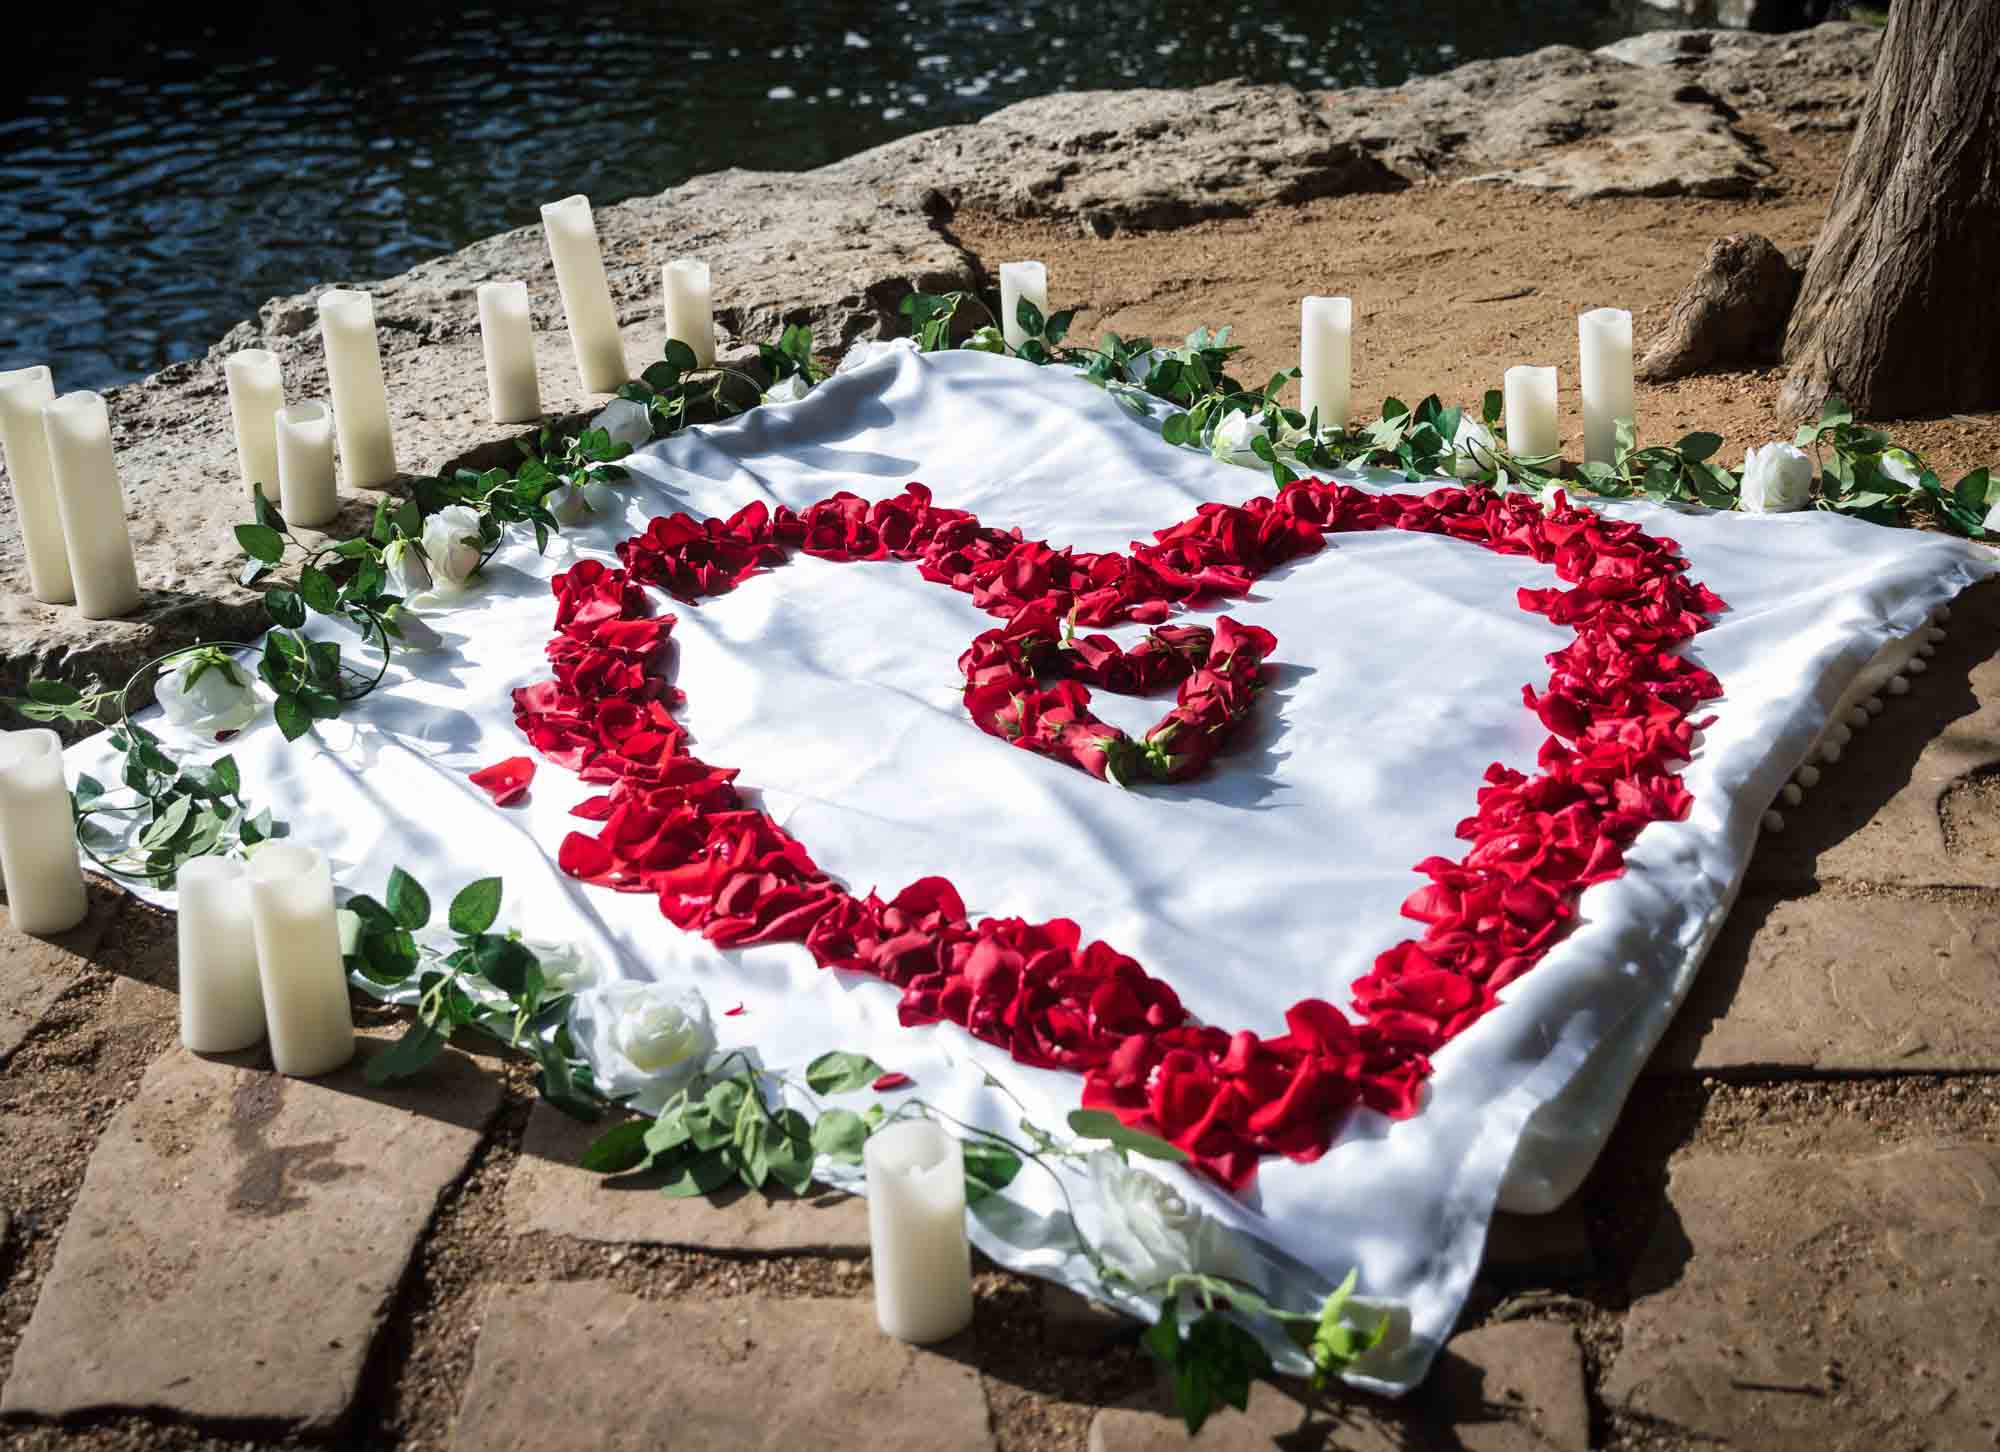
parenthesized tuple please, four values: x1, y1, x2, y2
(0, 889, 118, 1066)
(1087, 1376, 1407, 1452)
(449, 1284, 992, 1451)
(0, 1036, 502, 1430)
(506, 1098, 869, 1254)
(1749, 579, 2000, 891)
(1603, 1143, 2000, 1450)
(1652, 893, 2000, 1073)
(1598, 22, 1882, 134)
(0, 172, 974, 708)
(1426, 1320, 1591, 1452)
(822, 80, 1405, 236)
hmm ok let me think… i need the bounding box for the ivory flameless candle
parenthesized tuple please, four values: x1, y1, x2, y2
(318, 290, 398, 488)
(248, 844, 354, 1077)
(1300, 296, 1353, 433)
(662, 259, 716, 369)
(224, 349, 286, 502)
(0, 366, 75, 603)
(998, 261, 1048, 352)
(177, 857, 266, 1053)
(40, 391, 141, 620)
(274, 402, 339, 528)
(865, 1119, 974, 1343)
(477, 281, 542, 424)
(1503, 365, 1560, 462)
(0, 728, 88, 936)
(1578, 307, 1635, 467)
(539, 195, 627, 393)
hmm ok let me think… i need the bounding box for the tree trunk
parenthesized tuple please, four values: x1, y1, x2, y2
(1779, 0, 2000, 419)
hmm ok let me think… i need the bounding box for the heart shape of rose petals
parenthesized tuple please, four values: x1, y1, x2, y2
(514, 480, 1723, 1188)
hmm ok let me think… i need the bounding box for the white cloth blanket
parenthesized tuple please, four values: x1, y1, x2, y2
(68, 345, 1998, 1391)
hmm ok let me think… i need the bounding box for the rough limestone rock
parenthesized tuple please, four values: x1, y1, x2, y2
(1598, 22, 1881, 133)
(820, 79, 1406, 237)
(1637, 232, 1804, 380)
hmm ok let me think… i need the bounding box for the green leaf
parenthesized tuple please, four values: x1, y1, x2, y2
(662, 338, 700, 375)
(806, 1051, 887, 1095)
(1161, 413, 1192, 447)
(1306, 1268, 1391, 1385)
(297, 566, 340, 615)
(765, 1108, 816, 1194)
(645, 1103, 694, 1156)
(273, 694, 313, 742)
(579, 1118, 655, 1174)
(1481, 389, 1503, 427)
(448, 877, 503, 936)
(252, 486, 287, 533)
(1170, 1312, 1271, 1435)
(963, 1140, 1022, 1204)
(264, 586, 307, 630)
(1676, 431, 1724, 464)
(1066, 1108, 1190, 1163)
(385, 866, 431, 930)
(363, 1019, 449, 1085)
(26, 679, 81, 707)
(1043, 308, 1076, 346)
(235, 523, 285, 564)
(1015, 296, 1045, 339)
(137, 795, 193, 850)
(659, 1148, 737, 1199)
(810, 1107, 869, 1166)
(469, 934, 538, 996)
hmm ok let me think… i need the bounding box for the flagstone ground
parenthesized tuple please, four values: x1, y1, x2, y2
(4, 30, 2000, 1451)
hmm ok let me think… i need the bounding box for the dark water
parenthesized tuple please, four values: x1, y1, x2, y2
(2, 2, 1678, 392)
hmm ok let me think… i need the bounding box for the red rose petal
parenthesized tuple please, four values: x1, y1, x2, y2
(872, 1072, 913, 1092)
(469, 756, 536, 806)
(724, 1003, 746, 1016)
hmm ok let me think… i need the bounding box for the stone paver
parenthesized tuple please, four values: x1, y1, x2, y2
(1604, 1143, 2000, 1450)
(1482, 1205, 1595, 1284)
(1428, 1321, 1590, 1452)
(1039, 1283, 1132, 1353)
(0, 1035, 502, 1430)
(450, 1284, 991, 1452)
(0, 891, 117, 1065)
(508, 1098, 869, 1254)
(1750, 578, 2000, 891)
(1653, 893, 2000, 1074)
(1088, 1378, 1407, 1451)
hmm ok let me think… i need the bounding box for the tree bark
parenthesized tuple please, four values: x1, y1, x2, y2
(1779, 0, 2000, 419)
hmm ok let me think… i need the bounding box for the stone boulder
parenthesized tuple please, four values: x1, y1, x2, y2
(1637, 232, 1805, 380)
(1598, 21, 1881, 133)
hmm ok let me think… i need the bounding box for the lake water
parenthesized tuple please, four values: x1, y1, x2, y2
(2, 1, 1680, 391)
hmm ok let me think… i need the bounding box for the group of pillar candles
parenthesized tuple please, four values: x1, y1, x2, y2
(0, 731, 353, 1073)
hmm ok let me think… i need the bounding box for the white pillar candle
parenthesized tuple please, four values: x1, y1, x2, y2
(865, 1118, 974, 1343)
(661, 259, 716, 369)
(0, 728, 88, 936)
(40, 391, 142, 620)
(177, 857, 266, 1053)
(318, 290, 398, 488)
(0, 366, 76, 604)
(539, 194, 627, 393)
(1299, 296, 1353, 434)
(998, 260, 1048, 351)
(223, 349, 286, 503)
(1503, 365, 1561, 462)
(274, 402, 339, 528)
(1578, 307, 1635, 467)
(477, 280, 542, 423)
(247, 844, 354, 1077)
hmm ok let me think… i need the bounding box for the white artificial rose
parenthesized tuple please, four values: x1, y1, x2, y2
(762, 372, 810, 405)
(1088, 1150, 1214, 1290)
(156, 648, 259, 735)
(1210, 409, 1269, 464)
(383, 536, 432, 598)
(524, 937, 601, 996)
(568, 981, 715, 1112)
(1739, 442, 1815, 514)
(420, 504, 484, 593)
(1879, 447, 1922, 489)
(589, 397, 655, 450)
(1452, 413, 1499, 479)
(544, 479, 619, 527)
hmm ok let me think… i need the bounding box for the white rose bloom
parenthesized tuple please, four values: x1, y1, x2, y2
(568, 981, 715, 1112)
(762, 372, 810, 405)
(1088, 1150, 1214, 1290)
(383, 537, 432, 599)
(1209, 409, 1269, 464)
(589, 397, 655, 450)
(524, 937, 602, 996)
(419, 504, 485, 593)
(1452, 414, 1499, 479)
(1739, 442, 1815, 514)
(544, 479, 620, 527)
(156, 650, 259, 736)
(1879, 447, 1923, 489)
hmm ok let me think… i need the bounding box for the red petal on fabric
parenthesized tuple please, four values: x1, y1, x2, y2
(469, 756, 536, 806)
(724, 1003, 746, 1016)
(872, 1071, 913, 1091)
